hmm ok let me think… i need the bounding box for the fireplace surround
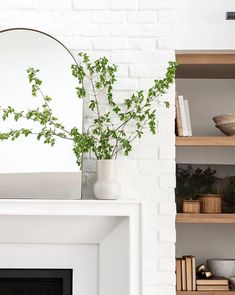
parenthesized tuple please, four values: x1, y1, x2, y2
(0, 200, 142, 295)
(0, 269, 72, 295)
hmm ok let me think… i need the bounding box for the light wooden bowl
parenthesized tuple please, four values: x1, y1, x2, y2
(215, 123, 235, 136)
(213, 114, 235, 136)
(213, 113, 235, 125)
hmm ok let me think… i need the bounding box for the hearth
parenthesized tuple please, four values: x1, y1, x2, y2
(0, 269, 72, 295)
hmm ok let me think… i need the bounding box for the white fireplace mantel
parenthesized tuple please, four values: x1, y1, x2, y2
(0, 199, 142, 295)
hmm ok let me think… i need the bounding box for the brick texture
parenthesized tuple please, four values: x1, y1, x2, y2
(0, 0, 176, 294)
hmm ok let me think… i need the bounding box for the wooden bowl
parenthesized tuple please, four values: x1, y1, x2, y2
(213, 113, 235, 125)
(213, 114, 235, 136)
(215, 123, 235, 136)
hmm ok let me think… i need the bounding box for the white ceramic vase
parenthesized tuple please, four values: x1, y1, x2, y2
(93, 160, 121, 200)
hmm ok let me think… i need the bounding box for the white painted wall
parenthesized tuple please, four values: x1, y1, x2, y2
(0, 243, 98, 295)
(0, 1, 176, 294)
(176, 0, 235, 50)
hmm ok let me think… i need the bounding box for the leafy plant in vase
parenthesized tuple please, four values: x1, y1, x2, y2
(0, 52, 176, 199)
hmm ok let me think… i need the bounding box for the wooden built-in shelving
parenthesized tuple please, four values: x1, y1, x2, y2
(176, 214, 235, 224)
(176, 136, 235, 147)
(175, 52, 235, 293)
(176, 53, 235, 79)
(177, 292, 235, 295)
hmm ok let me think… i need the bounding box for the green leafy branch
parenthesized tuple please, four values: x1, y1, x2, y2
(0, 52, 176, 166)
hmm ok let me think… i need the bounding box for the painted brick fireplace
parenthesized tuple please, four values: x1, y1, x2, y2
(0, 0, 176, 294)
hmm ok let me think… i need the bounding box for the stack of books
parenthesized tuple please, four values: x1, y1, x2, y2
(175, 95, 192, 137)
(197, 277, 229, 291)
(176, 256, 196, 291)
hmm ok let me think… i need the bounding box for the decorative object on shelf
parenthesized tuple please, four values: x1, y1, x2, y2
(176, 165, 223, 213)
(197, 264, 206, 274)
(196, 264, 213, 279)
(93, 160, 121, 200)
(199, 194, 222, 213)
(0, 48, 176, 200)
(207, 259, 235, 278)
(199, 194, 222, 214)
(176, 164, 235, 213)
(213, 113, 235, 136)
(182, 199, 200, 213)
(229, 277, 235, 289)
(195, 263, 229, 291)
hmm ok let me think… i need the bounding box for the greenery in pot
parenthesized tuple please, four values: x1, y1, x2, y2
(176, 165, 193, 198)
(193, 167, 218, 195)
(176, 165, 218, 198)
(223, 176, 235, 210)
(0, 52, 176, 166)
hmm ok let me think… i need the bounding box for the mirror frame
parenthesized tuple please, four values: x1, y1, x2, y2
(0, 27, 78, 65)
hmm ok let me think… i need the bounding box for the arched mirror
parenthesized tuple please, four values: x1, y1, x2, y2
(0, 28, 83, 199)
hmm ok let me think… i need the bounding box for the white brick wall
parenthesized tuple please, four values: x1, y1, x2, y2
(0, 1, 176, 294)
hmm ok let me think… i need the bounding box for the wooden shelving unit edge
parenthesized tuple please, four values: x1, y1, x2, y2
(176, 53, 235, 64)
(176, 213, 235, 224)
(175, 53, 235, 78)
(177, 291, 235, 295)
(176, 136, 235, 147)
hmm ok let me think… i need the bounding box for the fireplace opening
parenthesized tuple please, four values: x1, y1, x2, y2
(0, 269, 72, 295)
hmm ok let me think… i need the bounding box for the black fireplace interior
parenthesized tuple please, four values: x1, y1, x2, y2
(0, 269, 72, 295)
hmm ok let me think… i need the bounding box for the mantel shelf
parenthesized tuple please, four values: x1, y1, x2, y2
(176, 136, 235, 147)
(177, 292, 235, 295)
(176, 213, 235, 224)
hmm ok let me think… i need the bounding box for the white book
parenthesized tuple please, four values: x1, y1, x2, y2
(178, 95, 188, 136)
(184, 99, 192, 136)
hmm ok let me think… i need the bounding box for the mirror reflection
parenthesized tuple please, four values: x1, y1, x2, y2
(0, 29, 83, 199)
(0, 29, 83, 173)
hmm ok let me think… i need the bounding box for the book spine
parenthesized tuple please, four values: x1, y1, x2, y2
(181, 259, 186, 291)
(184, 99, 192, 136)
(184, 256, 192, 290)
(191, 256, 196, 291)
(175, 96, 183, 136)
(178, 95, 188, 136)
(176, 258, 182, 291)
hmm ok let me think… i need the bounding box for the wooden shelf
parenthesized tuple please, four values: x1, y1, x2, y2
(177, 292, 235, 295)
(176, 53, 235, 65)
(176, 136, 235, 147)
(176, 214, 235, 224)
(176, 53, 235, 79)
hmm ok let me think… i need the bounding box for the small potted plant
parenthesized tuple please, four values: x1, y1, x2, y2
(0, 52, 176, 199)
